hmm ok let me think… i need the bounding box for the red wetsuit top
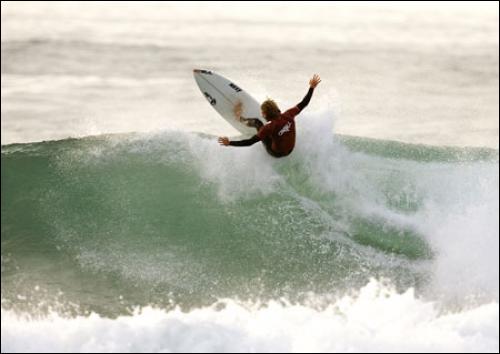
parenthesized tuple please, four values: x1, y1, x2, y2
(257, 106, 300, 156)
(229, 86, 314, 157)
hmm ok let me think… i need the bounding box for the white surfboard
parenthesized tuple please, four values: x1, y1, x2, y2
(193, 69, 265, 136)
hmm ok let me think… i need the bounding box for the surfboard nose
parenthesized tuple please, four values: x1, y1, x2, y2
(193, 69, 213, 75)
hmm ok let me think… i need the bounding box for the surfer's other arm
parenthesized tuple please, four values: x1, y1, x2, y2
(233, 101, 262, 128)
(218, 135, 261, 147)
(297, 74, 321, 112)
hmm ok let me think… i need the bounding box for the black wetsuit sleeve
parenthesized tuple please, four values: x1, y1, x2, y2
(297, 87, 314, 112)
(229, 135, 261, 147)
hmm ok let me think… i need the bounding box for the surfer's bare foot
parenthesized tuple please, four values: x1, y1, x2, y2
(218, 137, 230, 146)
(234, 101, 243, 120)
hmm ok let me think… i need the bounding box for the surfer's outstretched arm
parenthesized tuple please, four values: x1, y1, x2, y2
(297, 74, 321, 112)
(218, 135, 261, 147)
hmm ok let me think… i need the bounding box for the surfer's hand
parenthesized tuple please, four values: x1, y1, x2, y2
(309, 74, 321, 88)
(218, 137, 230, 146)
(234, 101, 243, 119)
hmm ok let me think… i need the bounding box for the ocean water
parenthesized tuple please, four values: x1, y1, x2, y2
(1, 2, 499, 353)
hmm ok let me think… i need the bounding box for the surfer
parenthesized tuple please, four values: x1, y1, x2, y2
(218, 74, 321, 157)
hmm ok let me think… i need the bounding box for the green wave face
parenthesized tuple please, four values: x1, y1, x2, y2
(1, 132, 498, 316)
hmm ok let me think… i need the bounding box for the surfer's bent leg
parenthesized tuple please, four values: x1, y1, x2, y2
(241, 118, 263, 131)
(261, 138, 284, 158)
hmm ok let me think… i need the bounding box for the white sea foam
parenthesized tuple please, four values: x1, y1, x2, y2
(2, 280, 498, 353)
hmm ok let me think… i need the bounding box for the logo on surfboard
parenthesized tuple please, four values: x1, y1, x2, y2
(203, 92, 216, 106)
(229, 83, 242, 92)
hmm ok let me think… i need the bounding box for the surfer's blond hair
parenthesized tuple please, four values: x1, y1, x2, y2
(261, 99, 281, 121)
